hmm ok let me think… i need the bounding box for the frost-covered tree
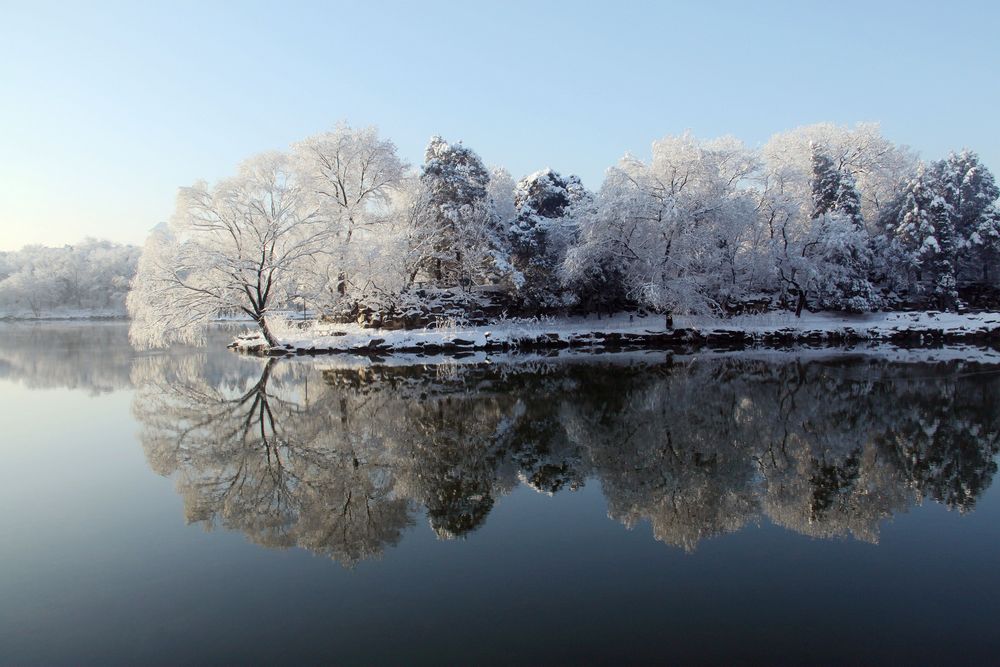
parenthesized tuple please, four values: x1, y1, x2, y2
(762, 133, 893, 315)
(413, 136, 511, 288)
(487, 166, 517, 232)
(128, 152, 330, 348)
(811, 147, 841, 220)
(509, 169, 587, 312)
(0, 240, 139, 317)
(811, 143, 864, 228)
(933, 151, 1000, 286)
(119, 121, 1000, 335)
(769, 208, 877, 316)
(806, 144, 878, 311)
(765, 123, 918, 228)
(560, 211, 631, 315)
(291, 124, 407, 311)
(566, 133, 759, 326)
(895, 168, 958, 308)
(881, 151, 1000, 307)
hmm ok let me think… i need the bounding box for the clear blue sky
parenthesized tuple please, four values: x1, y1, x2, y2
(1, 0, 997, 250)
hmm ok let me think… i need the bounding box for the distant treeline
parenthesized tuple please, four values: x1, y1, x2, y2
(0, 239, 139, 318)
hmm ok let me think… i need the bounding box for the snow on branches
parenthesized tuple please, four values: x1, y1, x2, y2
(126, 122, 1000, 348)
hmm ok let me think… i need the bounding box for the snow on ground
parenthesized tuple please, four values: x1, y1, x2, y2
(681, 310, 1000, 334)
(231, 310, 1000, 357)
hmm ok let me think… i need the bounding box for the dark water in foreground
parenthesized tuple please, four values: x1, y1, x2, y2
(1, 322, 1000, 665)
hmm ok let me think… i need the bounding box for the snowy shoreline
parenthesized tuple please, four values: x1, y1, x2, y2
(231, 310, 1000, 357)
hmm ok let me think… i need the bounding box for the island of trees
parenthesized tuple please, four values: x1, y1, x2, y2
(8, 122, 1000, 347)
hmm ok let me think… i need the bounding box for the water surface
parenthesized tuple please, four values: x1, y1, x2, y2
(2, 322, 1000, 665)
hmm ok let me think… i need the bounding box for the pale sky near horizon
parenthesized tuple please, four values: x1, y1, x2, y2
(1, 0, 997, 251)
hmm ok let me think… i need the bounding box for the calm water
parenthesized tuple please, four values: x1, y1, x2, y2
(2, 322, 1000, 665)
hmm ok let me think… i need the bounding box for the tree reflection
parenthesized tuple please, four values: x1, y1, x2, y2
(132, 352, 1000, 565)
(0, 322, 134, 394)
(133, 357, 414, 564)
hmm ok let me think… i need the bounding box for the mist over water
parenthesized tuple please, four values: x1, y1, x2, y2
(2, 322, 1000, 664)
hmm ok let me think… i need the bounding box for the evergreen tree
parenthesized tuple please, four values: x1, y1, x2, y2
(811, 143, 864, 229)
(930, 151, 1000, 285)
(809, 144, 877, 310)
(835, 170, 864, 229)
(890, 167, 959, 309)
(811, 145, 841, 219)
(417, 137, 509, 288)
(510, 169, 585, 312)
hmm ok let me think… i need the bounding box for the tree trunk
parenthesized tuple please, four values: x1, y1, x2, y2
(257, 315, 278, 347)
(795, 291, 806, 318)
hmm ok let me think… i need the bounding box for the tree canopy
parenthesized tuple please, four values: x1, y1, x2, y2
(122, 122, 1000, 348)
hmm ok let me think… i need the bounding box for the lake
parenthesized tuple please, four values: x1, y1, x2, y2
(2, 322, 1000, 665)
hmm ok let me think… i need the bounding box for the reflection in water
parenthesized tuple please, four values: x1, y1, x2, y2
(0, 322, 135, 394)
(131, 353, 1000, 564)
(0, 322, 240, 395)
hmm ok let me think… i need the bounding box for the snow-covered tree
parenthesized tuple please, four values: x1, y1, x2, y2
(487, 166, 517, 232)
(933, 151, 1000, 286)
(509, 169, 587, 312)
(811, 147, 841, 220)
(128, 152, 330, 348)
(0, 240, 139, 317)
(764, 123, 918, 228)
(811, 143, 864, 228)
(880, 151, 1000, 307)
(413, 136, 511, 288)
(566, 133, 759, 325)
(806, 144, 878, 311)
(560, 208, 631, 315)
(768, 208, 877, 316)
(291, 124, 407, 312)
(885, 166, 959, 308)
(762, 133, 890, 315)
(117, 121, 1000, 336)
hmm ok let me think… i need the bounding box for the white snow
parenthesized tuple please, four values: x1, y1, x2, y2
(230, 310, 1000, 356)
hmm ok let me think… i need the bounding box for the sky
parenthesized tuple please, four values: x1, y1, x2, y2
(0, 0, 997, 251)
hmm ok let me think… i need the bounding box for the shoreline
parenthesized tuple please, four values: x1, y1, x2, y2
(230, 311, 1000, 358)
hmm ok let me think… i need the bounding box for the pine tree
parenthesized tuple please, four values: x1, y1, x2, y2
(417, 136, 508, 288)
(891, 167, 959, 308)
(811, 144, 841, 219)
(809, 144, 877, 310)
(930, 151, 1000, 286)
(835, 170, 864, 230)
(927, 191, 958, 308)
(510, 169, 585, 312)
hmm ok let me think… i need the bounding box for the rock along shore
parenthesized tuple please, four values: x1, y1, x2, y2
(230, 311, 1000, 358)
